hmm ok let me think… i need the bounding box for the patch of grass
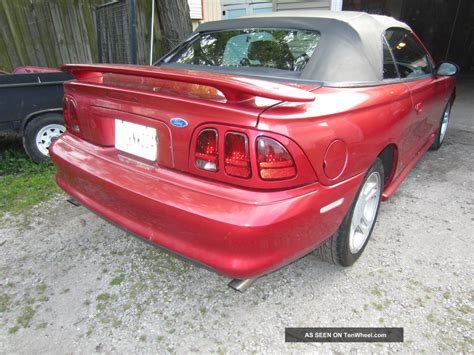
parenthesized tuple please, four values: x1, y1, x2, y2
(16, 306, 35, 328)
(427, 313, 436, 322)
(35, 321, 47, 329)
(443, 291, 451, 300)
(25, 295, 35, 304)
(96, 293, 110, 302)
(129, 280, 146, 300)
(36, 283, 47, 294)
(110, 275, 124, 286)
(415, 297, 424, 307)
(371, 302, 384, 311)
(459, 304, 472, 314)
(0, 293, 11, 312)
(0, 138, 59, 216)
(112, 317, 122, 328)
(371, 286, 383, 297)
(37, 295, 49, 303)
(85, 327, 93, 337)
(8, 325, 20, 334)
(139, 335, 147, 342)
(83, 299, 91, 306)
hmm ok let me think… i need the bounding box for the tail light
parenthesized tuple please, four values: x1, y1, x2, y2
(63, 96, 80, 132)
(224, 132, 251, 178)
(257, 137, 296, 180)
(191, 125, 314, 189)
(195, 129, 218, 171)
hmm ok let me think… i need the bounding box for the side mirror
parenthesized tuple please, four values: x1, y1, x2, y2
(435, 62, 459, 77)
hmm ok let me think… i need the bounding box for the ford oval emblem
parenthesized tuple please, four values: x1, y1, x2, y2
(170, 117, 188, 128)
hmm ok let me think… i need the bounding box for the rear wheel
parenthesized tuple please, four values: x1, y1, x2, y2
(316, 158, 384, 266)
(430, 101, 451, 151)
(23, 113, 65, 163)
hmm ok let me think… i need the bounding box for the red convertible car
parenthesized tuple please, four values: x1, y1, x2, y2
(51, 11, 457, 291)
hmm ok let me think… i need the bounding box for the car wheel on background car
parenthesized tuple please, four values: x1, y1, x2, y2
(316, 158, 384, 266)
(23, 113, 65, 163)
(430, 100, 452, 151)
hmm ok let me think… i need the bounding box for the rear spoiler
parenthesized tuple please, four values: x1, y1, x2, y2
(62, 64, 316, 103)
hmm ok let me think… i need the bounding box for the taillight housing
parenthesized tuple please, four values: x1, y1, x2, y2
(225, 132, 251, 178)
(195, 129, 218, 171)
(63, 96, 80, 132)
(257, 137, 296, 180)
(190, 124, 316, 189)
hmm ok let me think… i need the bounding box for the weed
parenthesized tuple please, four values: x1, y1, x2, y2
(35, 322, 47, 329)
(8, 325, 20, 334)
(371, 286, 383, 297)
(16, 306, 35, 328)
(110, 275, 124, 286)
(0, 138, 59, 215)
(459, 304, 472, 314)
(36, 283, 47, 294)
(0, 293, 11, 312)
(96, 293, 111, 302)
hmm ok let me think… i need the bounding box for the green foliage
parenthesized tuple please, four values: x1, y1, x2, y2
(110, 275, 125, 286)
(16, 306, 35, 328)
(0, 137, 59, 215)
(0, 292, 11, 312)
(96, 293, 111, 302)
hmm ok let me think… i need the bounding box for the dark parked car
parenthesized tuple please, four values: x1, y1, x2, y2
(0, 66, 72, 162)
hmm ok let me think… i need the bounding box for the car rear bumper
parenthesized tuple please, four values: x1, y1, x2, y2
(50, 133, 363, 279)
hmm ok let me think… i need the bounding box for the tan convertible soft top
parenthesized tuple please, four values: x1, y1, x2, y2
(195, 11, 413, 84)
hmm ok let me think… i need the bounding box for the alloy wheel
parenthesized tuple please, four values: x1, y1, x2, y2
(349, 171, 382, 254)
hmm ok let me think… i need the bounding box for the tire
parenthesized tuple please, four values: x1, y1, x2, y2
(316, 158, 384, 266)
(430, 100, 452, 151)
(23, 113, 65, 163)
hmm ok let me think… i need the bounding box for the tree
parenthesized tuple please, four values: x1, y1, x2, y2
(156, 0, 193, 54)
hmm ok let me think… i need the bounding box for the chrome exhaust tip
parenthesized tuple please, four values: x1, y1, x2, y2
(228, 278, 256, 292)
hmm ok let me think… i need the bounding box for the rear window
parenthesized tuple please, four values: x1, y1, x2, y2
(168, 29, 321, 72)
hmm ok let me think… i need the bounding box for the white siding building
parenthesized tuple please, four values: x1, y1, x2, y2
(273, 0, 343, 12)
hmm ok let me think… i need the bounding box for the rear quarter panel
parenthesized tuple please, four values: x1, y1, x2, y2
(258, 83, 414, 187)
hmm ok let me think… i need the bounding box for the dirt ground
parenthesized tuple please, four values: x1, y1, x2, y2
(1, 79, 473, 354)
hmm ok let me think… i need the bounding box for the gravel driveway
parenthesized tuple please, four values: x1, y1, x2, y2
(1, 80, 473, 354)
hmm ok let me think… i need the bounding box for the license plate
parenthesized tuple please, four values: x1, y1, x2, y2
(115, 119, 157, 161)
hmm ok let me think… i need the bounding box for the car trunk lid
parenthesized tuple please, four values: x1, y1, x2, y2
(62, 64, 318, 172)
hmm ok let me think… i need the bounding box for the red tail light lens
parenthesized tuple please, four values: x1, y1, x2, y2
(225, 132, 251, 178)
(195, 129, 218, 171)
(63, 97, 80, 132)
(257, 137, 296, 180)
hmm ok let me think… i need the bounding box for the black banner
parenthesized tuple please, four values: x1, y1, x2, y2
(285, 327, 404, 342)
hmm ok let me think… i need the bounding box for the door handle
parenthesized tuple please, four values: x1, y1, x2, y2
(414, 102, 423, 114)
